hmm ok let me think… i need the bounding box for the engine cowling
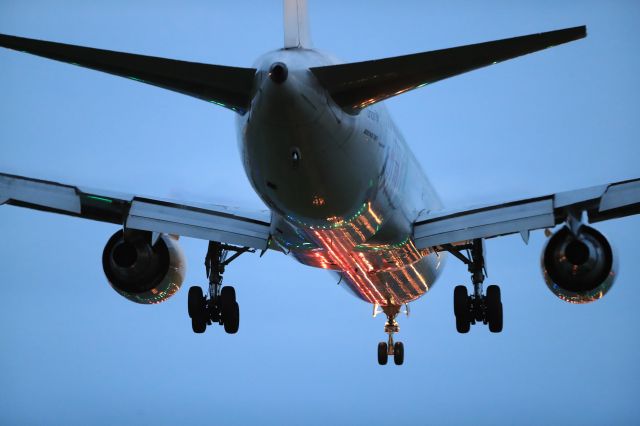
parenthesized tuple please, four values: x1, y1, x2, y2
(541, 225, 616, 304)
(102, 229, 186, 304)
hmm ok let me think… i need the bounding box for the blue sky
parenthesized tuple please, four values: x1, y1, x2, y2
(1, 1, 639, 425)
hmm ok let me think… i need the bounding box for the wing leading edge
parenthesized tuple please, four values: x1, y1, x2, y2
(0, 173, 271, 250)
(311, 26, 586, 114)
(413, 178, 640, 249)
(0, 33, 256, 114)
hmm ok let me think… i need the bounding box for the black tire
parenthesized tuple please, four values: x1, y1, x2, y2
(454, 285, 469, 319)
(456, 316, 471, 333)
(220, 286, 236, 304)
(191, 317, 206, 334)
(393, 342, 405, 366)
(188, 286, 205, 319)
(486, 285, 503, 333)
(454, 286, 470, 333)
(222, 301, 240, 334)
(377, 342, 388, 365)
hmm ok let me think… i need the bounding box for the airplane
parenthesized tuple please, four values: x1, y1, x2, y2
(1, 0, 638, 366)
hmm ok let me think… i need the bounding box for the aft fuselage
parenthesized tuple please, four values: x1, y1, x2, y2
(237, 49, 445, 306)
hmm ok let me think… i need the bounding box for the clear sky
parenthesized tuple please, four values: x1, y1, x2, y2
(1, 1, 639, 425)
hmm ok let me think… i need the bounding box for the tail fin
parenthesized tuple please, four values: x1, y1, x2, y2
(284, 0, 312, 49)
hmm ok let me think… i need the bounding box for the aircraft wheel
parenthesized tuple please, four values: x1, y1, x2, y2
(377, 342, 388, 365)
(393, 342, 405, 365)
(222, 300, 240, 334)
(486, 285, 503, 333)
(191, 317, 207, 334)
(456, 316, 470, 333)
(454, 285, 469, 317)
(188, 286, 205, 318)
(454, 285, 470, 333)
(220, 286, 236, 304)
(188, 286, 207, 333)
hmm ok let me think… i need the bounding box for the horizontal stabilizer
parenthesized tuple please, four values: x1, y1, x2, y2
(310, 26, 586, 114)
(0, 33, 256, 114)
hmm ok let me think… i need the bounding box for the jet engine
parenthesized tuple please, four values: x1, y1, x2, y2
(541, 225, 616, 304)
(102, 229, 186, 304)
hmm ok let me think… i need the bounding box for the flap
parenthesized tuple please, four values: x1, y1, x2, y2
(0, 173, 271, 250)
(413, 177, 640, 249)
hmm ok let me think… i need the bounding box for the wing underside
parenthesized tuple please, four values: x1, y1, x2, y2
(413, 178, 640, 249)
(0, 173, 271, 250)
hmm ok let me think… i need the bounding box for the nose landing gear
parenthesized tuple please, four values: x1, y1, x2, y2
(376, 304, 406, 366)
(188, 241, 253, 335)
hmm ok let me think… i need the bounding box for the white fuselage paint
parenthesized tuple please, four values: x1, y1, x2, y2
(237, 49, 446, 306)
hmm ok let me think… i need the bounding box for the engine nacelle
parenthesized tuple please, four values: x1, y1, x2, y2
(102, 229, 186, 304)
(541, 225, 617, 304)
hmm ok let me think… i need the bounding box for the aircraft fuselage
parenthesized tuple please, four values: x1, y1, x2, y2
(237, 49, 446, 305)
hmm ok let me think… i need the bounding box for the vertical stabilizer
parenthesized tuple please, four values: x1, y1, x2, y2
(284, 0, 312, 48)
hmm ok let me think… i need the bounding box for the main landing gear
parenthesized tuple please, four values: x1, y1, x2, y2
(444, 239, 503, 334)
(376, 304, 406, 366)
(188, 241, 253, 335)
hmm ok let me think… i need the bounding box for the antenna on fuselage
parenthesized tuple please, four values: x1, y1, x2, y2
(284, 0, 312, 49)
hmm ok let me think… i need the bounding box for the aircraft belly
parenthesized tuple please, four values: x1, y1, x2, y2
(279, 191, 446, 305)
(286, 223, 445, 305)
(341, 253, 444, 305)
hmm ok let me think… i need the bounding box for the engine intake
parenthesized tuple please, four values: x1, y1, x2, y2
(541, 225, 616, 304)
(102, 229, 186, 304)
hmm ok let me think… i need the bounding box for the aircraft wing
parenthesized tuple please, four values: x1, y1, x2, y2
(413, 178, 640, 249)
(0, 173, 271, 250)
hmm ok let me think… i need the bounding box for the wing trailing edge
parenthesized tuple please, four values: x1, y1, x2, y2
(412, 177, 640, 249)
(310, 26, 586, 114)
(0, 172, 272, 249)
(0, 33, 256, 114)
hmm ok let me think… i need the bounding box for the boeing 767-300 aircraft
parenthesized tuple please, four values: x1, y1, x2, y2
(1, 0, 638, 365)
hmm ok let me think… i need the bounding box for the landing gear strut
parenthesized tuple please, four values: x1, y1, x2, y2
(443, 239, 503, 333)
(188, 241, 253, 335)
(376, 305, 405, 366)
